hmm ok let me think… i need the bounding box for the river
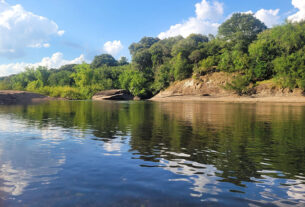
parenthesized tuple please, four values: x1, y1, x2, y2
(0, 101, 304, 206)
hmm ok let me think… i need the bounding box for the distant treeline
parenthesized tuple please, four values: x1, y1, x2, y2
(1, 13, 305, 99)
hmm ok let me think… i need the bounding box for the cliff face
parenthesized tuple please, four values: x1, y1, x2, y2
(152, 72, 305, 100)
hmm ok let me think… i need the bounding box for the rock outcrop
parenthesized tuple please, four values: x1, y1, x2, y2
(0, 90, 56, 105)
(92, 89, 134, 101)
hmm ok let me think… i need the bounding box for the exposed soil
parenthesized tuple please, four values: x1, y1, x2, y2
(151, 72, 305, 103)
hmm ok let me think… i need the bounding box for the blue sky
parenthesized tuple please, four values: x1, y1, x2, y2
(0, 0, 303, 76)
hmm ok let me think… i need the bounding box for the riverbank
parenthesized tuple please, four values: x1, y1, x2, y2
(0, 90, 64, 105)
(150, 72, 305, 103)
(150, 95, 305, 103)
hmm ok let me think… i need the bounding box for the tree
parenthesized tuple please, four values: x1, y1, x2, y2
(171, 53, 192, 81)
(119, 70, 147, 97)
(34, 66, 50, 86)
(132, 50, 152, 71)
(189, 50, 204, 63)
(118, 57, 129, 66)
(273, 48, 305, 89)
(72, 63, 93, 87)
(48, 70, 74, 86)
(129, 37, 159, 56)
(152, 64, 171, 93)
(187, 34, 209, 44)
(58, 64, 77, 72)
(218, 13, 267, 52)
(91, 54, 118, 68)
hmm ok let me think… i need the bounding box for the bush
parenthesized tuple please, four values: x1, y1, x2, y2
(226, 74, 253, 95)
(273, 48, 305, 90)
(37, 86, 85, 100)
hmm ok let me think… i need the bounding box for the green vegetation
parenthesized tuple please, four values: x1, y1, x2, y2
(1, 13, 305, 98)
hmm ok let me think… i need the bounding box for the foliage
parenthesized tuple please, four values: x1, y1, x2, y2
(91, 54, 118, 68)
(119, 70, 148, 97)
(218, 13, 267, 52)
(171, 53, 192, 81)
(2, 16, 305, 98)
(226, 74, 253, 95)
(273, 47, 305, 89)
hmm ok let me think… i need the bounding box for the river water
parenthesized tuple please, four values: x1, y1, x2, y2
(0, 101, 304, 206)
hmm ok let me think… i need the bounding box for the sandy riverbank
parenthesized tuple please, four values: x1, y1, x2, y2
(150, 95, 305, 104)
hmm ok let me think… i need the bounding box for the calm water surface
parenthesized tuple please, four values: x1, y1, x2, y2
(0, 101, 305, 207)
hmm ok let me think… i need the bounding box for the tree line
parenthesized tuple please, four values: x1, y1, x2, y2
(1, 13, 305, 99)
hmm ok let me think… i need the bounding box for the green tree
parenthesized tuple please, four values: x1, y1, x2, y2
(132, 50, 152, 71)
(129, 37, 159, 56)
(218, 13, 267, 52)
(91, 54, 118, 68)
(118, 57, 129, 66)
(171, 53, 192, 81)
(72, 63, 93, 88)
(119, 70, 147, 97)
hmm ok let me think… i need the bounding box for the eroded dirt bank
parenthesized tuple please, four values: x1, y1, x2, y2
(151, 72, 305, 103)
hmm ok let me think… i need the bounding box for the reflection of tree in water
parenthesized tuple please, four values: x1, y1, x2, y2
(1, 101, 305, 200)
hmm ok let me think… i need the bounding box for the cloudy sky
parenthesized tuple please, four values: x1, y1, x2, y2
(0, 0, 304, 76)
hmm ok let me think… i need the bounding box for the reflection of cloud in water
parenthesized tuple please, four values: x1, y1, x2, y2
(104, 142, 122, 152)
(160, 155, 305, 204)
(102, 136, 130, 156)
(160, 158, 222, 198)
(0, 116, 28, 133)
(103, 141, 122, 156)
(0, 116, 67, 198)
(252, 174, 305, 205)
(0, 162, 30, 196)
(286, 179, 305, 202)
(0, 156, 66, 198)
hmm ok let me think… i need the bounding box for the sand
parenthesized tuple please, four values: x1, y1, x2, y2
(150, 95, 305, 104)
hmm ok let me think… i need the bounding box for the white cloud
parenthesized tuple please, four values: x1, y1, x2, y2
(103, 40, 124, 56)
(195, 0, 223, 21)
(238, 9, 280, 28)
(0, 52, 85, 77)
(158, 0, 223, 39)
(254, 9, 280, 28)
(288, 0, 305, 22)
(28, 43, 51, 48)
(57, 30, 65, 36)
(0, 1, 64, 58)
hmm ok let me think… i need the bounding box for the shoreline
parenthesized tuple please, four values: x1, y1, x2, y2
(150, 95, 305, 104)
(0, 90, 65, 105)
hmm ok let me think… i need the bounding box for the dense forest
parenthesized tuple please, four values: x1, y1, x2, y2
(1, 13, 305, 99)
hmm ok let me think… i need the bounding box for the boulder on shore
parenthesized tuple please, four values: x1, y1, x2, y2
(0, 90, 58, 105)
(92, 89, 134, 101)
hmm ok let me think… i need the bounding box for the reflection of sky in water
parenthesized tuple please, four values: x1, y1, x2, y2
(0, 114, 130, 201)
(160, 157, 221, 198)
(155, 149, 305, 205)
(1, 102, 305, 206)
(0, 115, 67, 199)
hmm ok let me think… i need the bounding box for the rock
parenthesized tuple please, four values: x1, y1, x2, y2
(92, 89, 134, 101)
(0, 90, 57, 105)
